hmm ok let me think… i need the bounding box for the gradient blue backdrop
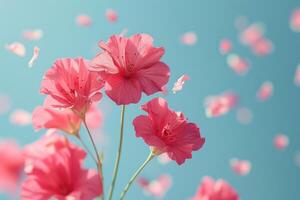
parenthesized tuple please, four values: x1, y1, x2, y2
(0, 0, 300, 199)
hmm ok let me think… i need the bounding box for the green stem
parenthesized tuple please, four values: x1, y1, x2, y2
(107, 105, 126, 200)
(83, 120, 104, 200)
(120, 152, 155, 200)
(76, 135, 97, 164)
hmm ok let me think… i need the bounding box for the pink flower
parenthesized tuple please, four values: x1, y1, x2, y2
(273, 134, 289, 150)
(219, 38, 232, 54)
(105, 9, 118, 23)
(133, 97, 205, 165)
(239, 23, 264, 46)
(190, 177, 239, 200)
(230, 158, 252, 176)
(40, 57, 104, 116)
(32, 106, 82, 136)
(137, 174, 172, 199)
(90, 34, 170, 105)
(22, 134, 102, 200)
(256, 81, 273, 101)
(0, 141, 24, 193)
(172, 74, 189, 94)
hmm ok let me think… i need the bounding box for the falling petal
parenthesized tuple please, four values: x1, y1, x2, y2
(172, 74, 189, 94)
(76, 14, 92, 27)
(180, 32, 197, 45)
(10, 109, 32, 126)
(239, 23, 264, 46)
(5, 42, 26, 57)
(28, 46, 40, 68)
(257, 81, 273, 101)
(251, 38, 273, 56)
(219, 38, 232, 54)
(106, 9, 118, 23)
(290, 9, 300, 32)
(230, 158, 252, 176)
(227, 54, 250, 75)
(273, 134, 289, 150)
(22, 29, 43, 41)
(236, 107, 253, 124)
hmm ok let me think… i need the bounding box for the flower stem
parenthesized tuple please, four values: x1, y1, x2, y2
(107, 105, 126, 200)
(83, 120, 104, 200)
(76, 135, 97, 164)
(120, 152, 155, 200)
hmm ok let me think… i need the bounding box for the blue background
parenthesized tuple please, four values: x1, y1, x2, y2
(0, 0, 300, 199)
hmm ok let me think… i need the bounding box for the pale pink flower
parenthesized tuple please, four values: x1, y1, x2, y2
(106, 9, 118, 22)
(28, 46, 40, 68)
(205, 92, 238, 118)
(90, 34, 170, 105)
(230, 158, 252, 176)
(181, 32, 197, 45)
(294, 65, 300, 86)
(290, 9, 300, 32)
(137, 174, 172, 199)
(172, 74, 189, 94)
(157, 153, 172, 165)
(239, 23, 264, 46)
(190, 177, 239, 200)
(133, 97, 205, 165)
(256, 81, 273, 101)
(22, 29, 43, 40)
(40, 57, 104, 116)
(251, 38, 273, 56)
(0, 141, 24, 193)
(227, 54, 250, 75)
(10, 109, 31, 126)
(5, 42, 26, 57)
(22, 134, 102, 200)
(76, 14, 92, 27)
(236, 107, 253, 125)
(0, 94, 11, 114)
(32, 106, 81, 136)
(219, 39, 232, 54)
(273, 134, 289, 150)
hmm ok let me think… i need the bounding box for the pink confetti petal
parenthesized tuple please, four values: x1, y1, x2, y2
(294, 65, 300, 86)
(251, 38, 273, 56)
(230, 158, 252, 176)
(239, 23, 264, 46)
(5, 42, 26, 57)
(256, 81, 273, 101)
(180, 32, 197, 46)
(22, 29, 43, 41)
(290, 9, 300, 32)
(172, 74, 189, 94)
(227, 54, 250, 75)
(106, 9, 118, 23)
(76, 14, 92, 27)
(219, 38, 232, 54)
(236, 107, 253, 125)
(10, 109, 31, 126)
(273, 134, 289, 150)
(28, 46, 40, 68)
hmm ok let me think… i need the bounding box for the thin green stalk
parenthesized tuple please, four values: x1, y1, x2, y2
(83, 120, 104, 200)
(120, 152, 155, 200)
(76, 135, 97, 164)
(107, 105, 126, 200)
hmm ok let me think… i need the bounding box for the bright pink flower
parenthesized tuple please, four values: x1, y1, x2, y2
(251, 38, 273, 56)
(181, 32, 197, 45)
(5, 42, 26, 57)
(230, 158, 252, 176)
(10, 109, 32, 126)
(137, 174, 172, 199)
(205, 92, 238, 118)
(172, 74, 189, 94)
(133, 97, 205, 165)
(219, 38, 232, 54)
(76, 14, 92, 27)
(290, 9, 300, 32)
(105, 9, 118, 23)
(0, 141, 24, 193)
(256, 81, 273, 101)
(90, 34, 170, 105)
(273, 134, 289, 150)
(227, 54, 250, 75)
(22, 134, 102, 200)
(190, 177, 239, 200)
(22, 29, 43, 41)
(32, 106, 81, 136)
(40, 57, 104, 116)
(294, 65, 300, 86)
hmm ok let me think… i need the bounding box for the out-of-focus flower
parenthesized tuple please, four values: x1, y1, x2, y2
(40, 57, 104, 117)
(230, 158, 252, 176)
(90, 34, 170, 105)
(133, 97, 205, 165)
(190, 176, 239, 200)
(172, 74, 189, 94)
(137, 174, 172, 199)
(273, 134, 289, 150)
(22, 134, 102, 199)
(0, 141, 24, 193)
(205, 92, 238, 118)
(251, 38, 273, 56)
(105, 9, 118, 23)
(10, 109, 32, 126)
